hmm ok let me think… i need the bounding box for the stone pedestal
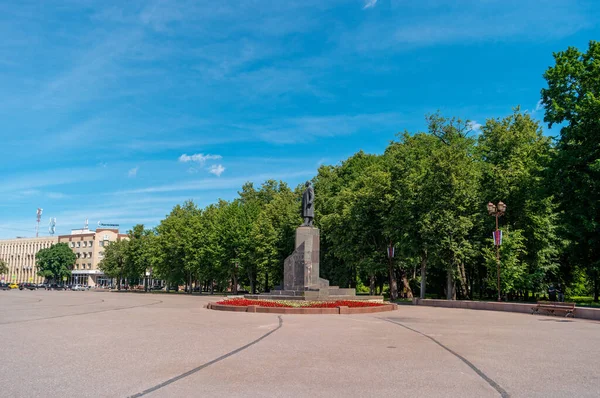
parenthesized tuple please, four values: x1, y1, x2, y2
(250, 227, 382, 301)
(284, 227, 328, 291)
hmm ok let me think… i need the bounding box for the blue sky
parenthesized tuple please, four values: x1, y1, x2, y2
(0, 0, 598, 238)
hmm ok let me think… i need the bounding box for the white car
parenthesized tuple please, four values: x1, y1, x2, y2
(72, 285, 85, 291)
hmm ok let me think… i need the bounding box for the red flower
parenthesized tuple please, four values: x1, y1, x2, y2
(215, 298, 385, 308)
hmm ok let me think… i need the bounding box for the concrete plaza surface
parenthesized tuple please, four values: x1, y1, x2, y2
(0, 291, 598, 398)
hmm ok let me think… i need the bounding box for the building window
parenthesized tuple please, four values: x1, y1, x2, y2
(88, 263, 91, 269)
(99, 241, 104, 247)
(83, 241, 87, 248)
(71, 242, 75, 248)
(99, 251, 104, 257)
(76, 242, 80, 248)
(89, 241, 93, 247)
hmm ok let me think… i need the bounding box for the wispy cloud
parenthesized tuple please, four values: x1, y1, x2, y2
(535, 100, 544, 112)
(255, 112, 404, 144)
(118, 171, 314, 195)
(128, 167, 139, 178)
(349, 0, 593, 52)
(208, 164, 225, 177)
(363, 0, 377, 9)
(468, 120, 483, 132)
(178, 153, 222, 165)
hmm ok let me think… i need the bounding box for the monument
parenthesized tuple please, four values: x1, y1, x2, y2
(247, 181, 381, 301)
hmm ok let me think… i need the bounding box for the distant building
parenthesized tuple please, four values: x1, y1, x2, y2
(0, 227, 127, 286)
(57, 227, 128, 286)
(0, 236, 58, 284)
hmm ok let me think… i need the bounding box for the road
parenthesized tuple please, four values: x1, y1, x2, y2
(0, 290, 598, 397)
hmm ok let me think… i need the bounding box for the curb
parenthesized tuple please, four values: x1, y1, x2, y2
(206, 302, 397, 314)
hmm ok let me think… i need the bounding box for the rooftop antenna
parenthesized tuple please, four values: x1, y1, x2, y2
(49, 218, 56, 235)
(84, 218, 88, 230)
(36, 208, 43, 237)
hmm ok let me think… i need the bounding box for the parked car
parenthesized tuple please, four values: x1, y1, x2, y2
(0, 283, 9, 290)
(8, 283, 19, 289)
(19, 283, 37, 290)
(47, 283, 66, 290)
(72, 285, 86, 291)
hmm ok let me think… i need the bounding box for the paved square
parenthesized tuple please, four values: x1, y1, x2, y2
(1, 290, 599, 397)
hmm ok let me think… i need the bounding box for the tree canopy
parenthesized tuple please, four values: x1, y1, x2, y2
(100, 41, 600, 302)
(36, 243, 76, 283)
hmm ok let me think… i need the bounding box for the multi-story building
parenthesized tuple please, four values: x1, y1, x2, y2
(0, 226, 127, 287)
(0, 236, 58, 284)
(58, 227, 127, 286)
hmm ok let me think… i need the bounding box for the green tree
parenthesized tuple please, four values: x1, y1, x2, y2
(155, 201, 200, 291)
(0, 259, 9, 275)
(387, 132, 439, 299)
(478, 108, 559, 299)
(541, 40, 600, 301)
(126, 224, 157, 290)
(98, 238, 129, 290)
(36, 243, 76, 283)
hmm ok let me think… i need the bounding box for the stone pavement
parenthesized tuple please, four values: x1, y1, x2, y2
(1, 290, 599, 397)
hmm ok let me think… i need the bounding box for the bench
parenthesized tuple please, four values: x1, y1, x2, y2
(531, 301, 575, 317)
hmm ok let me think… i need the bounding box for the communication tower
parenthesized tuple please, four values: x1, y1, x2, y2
(35, 208, 43, 237)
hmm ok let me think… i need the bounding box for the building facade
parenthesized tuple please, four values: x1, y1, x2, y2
(0, 227, 126, 287)
(0, 236, 58, 284)
(58, 227, 127, 286)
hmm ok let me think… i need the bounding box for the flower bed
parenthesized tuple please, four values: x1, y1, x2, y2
(216, 298, 385, 308)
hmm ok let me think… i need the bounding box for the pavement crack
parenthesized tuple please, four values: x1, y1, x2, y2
(0, 299, 162, 325)
(383, 317, 509, 398)
(128, 315, 284, 398)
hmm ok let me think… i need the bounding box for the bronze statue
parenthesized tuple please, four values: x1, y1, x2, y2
(301, 181, 314, 227)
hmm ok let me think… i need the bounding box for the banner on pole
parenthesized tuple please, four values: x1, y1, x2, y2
(493, 230, 503, 246)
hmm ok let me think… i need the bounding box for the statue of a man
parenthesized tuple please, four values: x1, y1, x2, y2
(301, 181, 314, 227)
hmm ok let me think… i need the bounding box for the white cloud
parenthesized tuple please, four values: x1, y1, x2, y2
(118, 170, 314, 195)
(178, 153, 222, 165)
(208, 164, 226, 177)
(535, 100, 544, 112)
(128, 167, 139, 178)
(468, 121, 483, 132)
(363, 0, 377, 9)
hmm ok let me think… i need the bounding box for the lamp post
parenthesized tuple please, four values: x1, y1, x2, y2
(487, 201, 506, 301)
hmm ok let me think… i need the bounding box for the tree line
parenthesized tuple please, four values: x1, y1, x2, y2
(98, 41, 600, 302)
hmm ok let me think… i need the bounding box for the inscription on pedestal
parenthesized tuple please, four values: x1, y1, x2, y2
(283, 227, 323, 291)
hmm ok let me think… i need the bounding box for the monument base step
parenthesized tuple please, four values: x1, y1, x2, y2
(245, 292, 384, 302)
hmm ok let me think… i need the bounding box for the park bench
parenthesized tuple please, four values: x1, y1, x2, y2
(531, 301, 575, 317)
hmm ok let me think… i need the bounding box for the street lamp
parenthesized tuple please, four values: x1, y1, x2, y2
(487, 201, 506, 301)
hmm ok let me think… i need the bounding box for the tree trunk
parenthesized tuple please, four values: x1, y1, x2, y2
(265, 271, 269, 293)
(446, 267, 455, 300)
(420, 250, 427, 299)
(248, 269, 255, 294)
(401, 271, 413, 298)
(188, 272, 192, 294)
(232, 273, 238, 295)
(210, 280, 214, 295)
(458, 262, 469, 299)
(594, 271, 599, 302)
(388, 256, 398, 301)
(369, 274, 375, 296)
